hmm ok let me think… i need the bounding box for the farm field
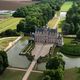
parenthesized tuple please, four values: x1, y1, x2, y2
(61, 1, 73, 12)
(0, 69, 25, 80)
(0, 1, 39, 10)
(0, 14, 12, 20)
(0, 37, 17, 50)
(0, 18, 22, 33)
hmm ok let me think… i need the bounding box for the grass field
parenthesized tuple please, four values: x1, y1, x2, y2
(28, 68, 80, 80)
(28, 72, 43, 80)
(63, 37, 74, 44)
(20, 36, 30, 43)
(61, 1, 73, 12)
(48, 17, 59, 29)
(48, 17, 64, 33)
(0, 17, 22, 33)
(64, 68, 78, 80)
(58, 19, 65, 33)
(0, 37, 17, 50)
(0, 68, 79, 80)
(0, 14, 12, 19)
(0, 69, 25, 80)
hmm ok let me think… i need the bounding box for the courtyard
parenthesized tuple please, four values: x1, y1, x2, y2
(32, 43, 53, 58)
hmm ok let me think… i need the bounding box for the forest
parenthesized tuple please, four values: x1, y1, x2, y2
(13, 0, 65, 33)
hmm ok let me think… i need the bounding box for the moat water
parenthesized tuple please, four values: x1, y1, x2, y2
(59, 52, 80, 69)
(7, 39, 31, 68)
(7, 39, 80, 69)
(36, 52, 80, 70)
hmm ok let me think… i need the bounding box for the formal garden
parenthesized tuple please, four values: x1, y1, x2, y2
(61, 1, 73, 12)
(48, 17, 59, 29)
(22, 40, 35, 53)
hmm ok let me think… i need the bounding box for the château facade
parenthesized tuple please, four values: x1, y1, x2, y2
(34, 27, 63, 46)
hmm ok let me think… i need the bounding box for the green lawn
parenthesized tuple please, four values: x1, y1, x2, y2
(48, 17, 59, 29)
(58, 18, 65, 33)
(20, 36, 30, 42)
(63, 37, 74, 44)
(48, 13, 65, 33)
(0, 14, 12, 19)
(0, 69, 25, 80)
(28, 68, 79, 80)
(64, 68, 79, 80)
(0, 17, 22, 32)
(0, 36, 30, 50)
(0, 37, 17, 50)
(28, 72, 43, 80)
(61, 1, 73, 12)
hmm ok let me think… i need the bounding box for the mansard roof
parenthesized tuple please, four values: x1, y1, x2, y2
(35, 27, 57, 33)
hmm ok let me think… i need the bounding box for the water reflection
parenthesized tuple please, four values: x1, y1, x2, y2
(7, 40, 31, 68)
(58, 52, 80, 69)
(36, 53, 80, 70)
(7, 39, 80, 70)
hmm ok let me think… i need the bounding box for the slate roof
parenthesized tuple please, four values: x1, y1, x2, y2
(35, 27, 57, 33)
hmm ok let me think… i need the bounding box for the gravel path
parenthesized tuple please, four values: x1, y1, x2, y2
(7, 67, 43, 73)
(22, 43, 53, 80)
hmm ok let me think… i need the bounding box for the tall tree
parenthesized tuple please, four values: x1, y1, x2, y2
(46, 55, 65, 70)
(0, 51, 8, 74)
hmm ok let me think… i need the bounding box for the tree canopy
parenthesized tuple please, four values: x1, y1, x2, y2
(42, 55, 65, 80)
(62, 2, 80, 39)
(0, 51, 8, 74)
(13, 0, 65, 33)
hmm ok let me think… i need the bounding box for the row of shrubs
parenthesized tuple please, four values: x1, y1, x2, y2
(21, 40, 35, 61)
(0, 29, 19, 38)
(25, 53, 34, 61)
(60, 44, 80, 56)
(25, 40, 35, 61)
(23, 40, 35, 53)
